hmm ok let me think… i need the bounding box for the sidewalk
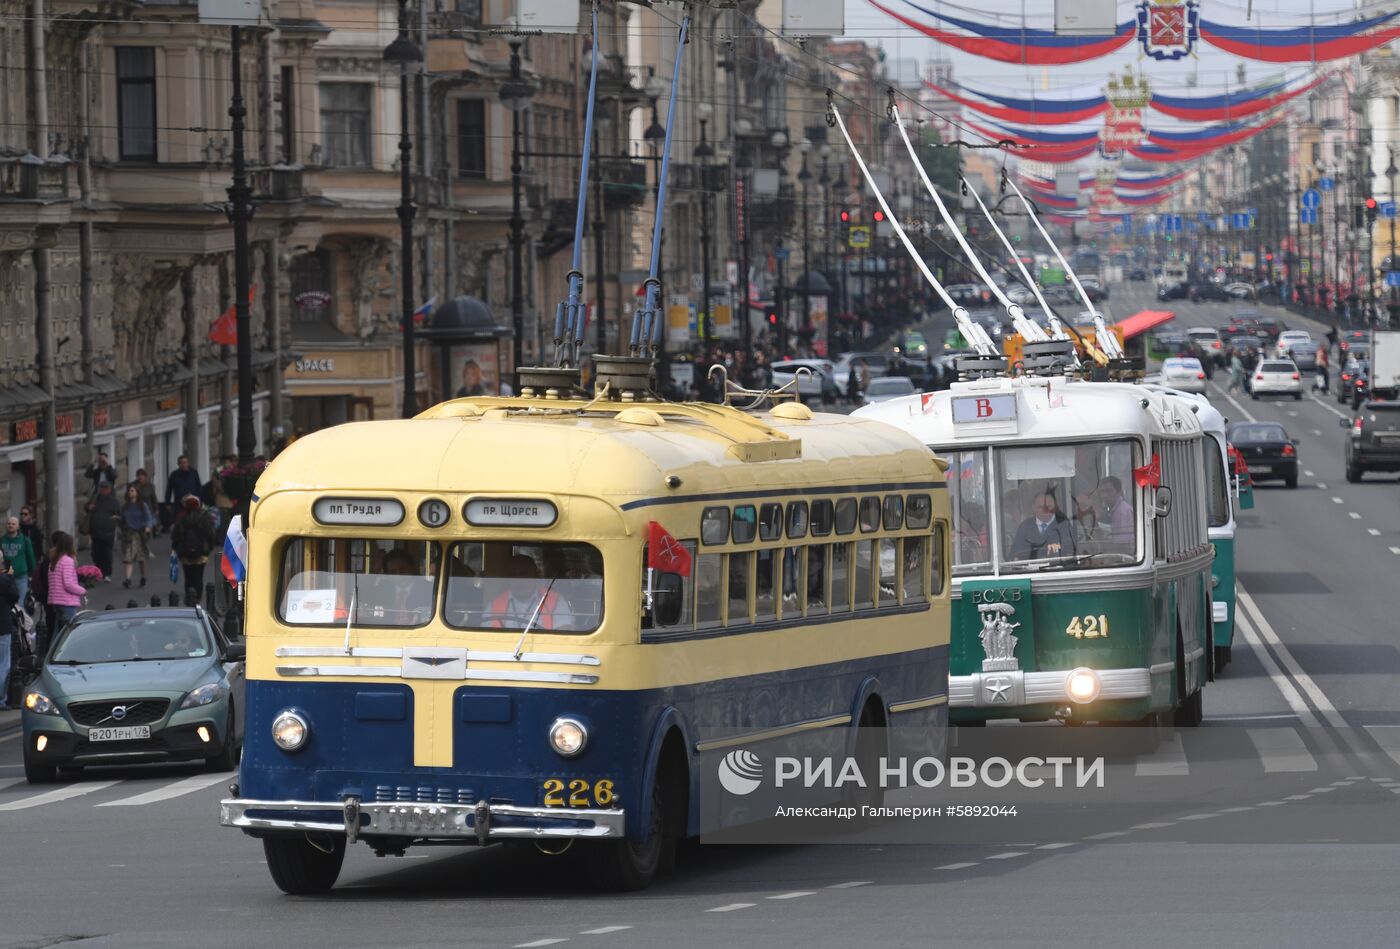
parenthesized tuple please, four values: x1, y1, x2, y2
(73, 529, 232, 614)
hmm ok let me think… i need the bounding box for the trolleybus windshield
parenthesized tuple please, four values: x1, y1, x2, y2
(943, 439, 1141, 575)
(278, 538, 439, 627)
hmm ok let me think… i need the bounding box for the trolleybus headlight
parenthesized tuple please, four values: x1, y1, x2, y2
(548, 717, 588, 757)
(1066, 668, 1101, 704)
(271, 710, 309, 751)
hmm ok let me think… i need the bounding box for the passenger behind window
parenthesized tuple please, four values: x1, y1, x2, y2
(486, 554, 577, 631)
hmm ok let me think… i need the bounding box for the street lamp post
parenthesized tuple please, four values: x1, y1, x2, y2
(770, 127, 788, 355)
(499, 40, 534, 377)
(694, 103, 714, 347)
(384, 1, 421, 417)
(227, 24, 255, 462)
(1389, 150, 1397, 322)
(797, 138, 812, 354)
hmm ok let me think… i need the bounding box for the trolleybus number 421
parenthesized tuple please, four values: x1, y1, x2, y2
(1065, 615, 1110, 639)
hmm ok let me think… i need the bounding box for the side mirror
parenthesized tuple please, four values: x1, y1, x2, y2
(224, 641, 246, 662)
(652, 573, 685, 628)
(1151, 486, 1173, 517)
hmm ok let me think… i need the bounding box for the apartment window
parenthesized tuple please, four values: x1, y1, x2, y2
(116, 48, 157, 160)
(320, 83, 372, 168)
(457, 99, 486, 179)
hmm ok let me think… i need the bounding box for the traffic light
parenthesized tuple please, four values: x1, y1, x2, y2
(1265, 251, 1274, 263)
(767, 310, 778, 326)
(1366, 197, 1379, 225)
(872, 209, 885, 223)
(839, 209, 850, 223)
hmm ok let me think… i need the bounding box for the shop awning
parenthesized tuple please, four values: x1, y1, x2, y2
(1114, 309, 1175, 340)
(0, 383, 50, 411)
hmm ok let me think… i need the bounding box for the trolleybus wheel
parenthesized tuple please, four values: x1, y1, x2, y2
(1172, 632, 1205, 727)
(589, 756, 678, 891)
(842, 704, 886, 810)
(1213, 645, 1232, 675)
(263, 834, 346, 895)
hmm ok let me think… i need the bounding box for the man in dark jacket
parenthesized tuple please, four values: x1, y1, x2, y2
(0, 548, 19, 709)
(87, 481, 121, 581)
(171, 497, 216, 605)
(165, 455, 202, 508)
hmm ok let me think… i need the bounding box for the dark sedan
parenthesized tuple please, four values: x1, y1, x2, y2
(1158, 281, 1190, 301)
(1189, 282, 1232, 302)
(1228, 422, 1299, 489)
(18, 607, 245, 782)
(1338, 359, 1370, 407)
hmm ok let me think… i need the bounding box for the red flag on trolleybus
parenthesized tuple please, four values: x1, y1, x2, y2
(647, 521, 692, 577)
(1133, 454, 1161, 489)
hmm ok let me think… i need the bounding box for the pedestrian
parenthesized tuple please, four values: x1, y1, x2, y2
(1325, 324, 1338, 357)
(46, 532, 84, 652)
(118, 484, 155, 589)
(84, 450, 118, 501)
(0, 548, 18, 709)
(165, 454, 202, 517)
(1316, 346, 1330, 392)
(18, 504, 44, 559)
(1227, 349, 1245, 394)
(86, 480, 121, 581)
(130, 468, 160, 534)
(171, 495, 215, 606)
(1, 515, 37, 607)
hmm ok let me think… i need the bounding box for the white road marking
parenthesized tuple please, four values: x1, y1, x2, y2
(1303, 469, 1315, 476)
(768, 891, 816, 900)
(1083, 831, 1128, 840)
(1217, 388, 1258, 423)
(1349, 512, 1362, 520)
(96, 772, 230, 807)
(514, 940, 568, 948)
(1234, 596, 1322, 729)
(1316, 482, 1328, 489)
(579, 927, 632, 936)
(1238, 590, 1362, 758)
(985, 852, 1027, 860)
(1310, 394, 1352, 421)
(706, 904, 755, 913)
(1369, 529, 1382, 536)
(1130, 822, 1175, 830)
(1311, 429, 1322, 436)
(1037, 842, 1075, 850)
(0, 780, 120, 812)
(1179, 813, 1221, 821)
(826, 881, 871, 889)
(0, 732, 20, 745)
(1218, 806, 1255, 813)
(1134, 733, 1189, 777)
(1287, 411, 1298, 417)
(937, 863, 979, 870)
(1258, 801, 1287, 806)
(1283, 794, 1313, 801)
(1308, 787, 1338, 793)
(1332, 496, 1344, 504)
(1245, 728, 1318, 773)
(1362, 725, 1400, 768)
(1391, 547, 1400, 556)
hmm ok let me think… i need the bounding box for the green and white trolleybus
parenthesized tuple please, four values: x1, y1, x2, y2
(857, 375, 1214, 725)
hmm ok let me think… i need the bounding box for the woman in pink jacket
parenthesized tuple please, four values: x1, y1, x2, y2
(46, 532, 85, 651)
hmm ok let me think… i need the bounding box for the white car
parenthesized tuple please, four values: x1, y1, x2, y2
(1224, 282, 1255, 299)
(860, 376, 917, 405)
(832, 352, 890, 393)
(1160, 356, 1207, 393)
(1251, 359, 1302, 400)
(770, 359, 836, 399)
(1275, 331, 1314, 358)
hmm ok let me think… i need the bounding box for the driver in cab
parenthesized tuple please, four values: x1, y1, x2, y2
(1009, 492, 1077, 561)
(488, 554, 574, 630)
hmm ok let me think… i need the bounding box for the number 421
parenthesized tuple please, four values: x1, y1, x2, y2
(1065, 615, 1109, 639)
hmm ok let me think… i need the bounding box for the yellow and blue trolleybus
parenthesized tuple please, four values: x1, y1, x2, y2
(221, 388, 951, 892)
(856, 374, 1213, 726)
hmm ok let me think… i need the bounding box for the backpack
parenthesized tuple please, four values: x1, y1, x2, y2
(174, 515, 210, 560)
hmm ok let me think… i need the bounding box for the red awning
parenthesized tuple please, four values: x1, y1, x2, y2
(1114, 309, 1175, 340)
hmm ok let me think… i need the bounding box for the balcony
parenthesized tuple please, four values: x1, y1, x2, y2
(0, 154, 72, 202)
(601, 159, 648, 209)
(251, 164, 306, 202)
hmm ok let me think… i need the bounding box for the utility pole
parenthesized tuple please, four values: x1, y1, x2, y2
(228, 25, 255, 462)
(385, 0, 421, 415)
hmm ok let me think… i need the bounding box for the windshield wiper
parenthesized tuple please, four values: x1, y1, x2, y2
(513, 577, 558, 660)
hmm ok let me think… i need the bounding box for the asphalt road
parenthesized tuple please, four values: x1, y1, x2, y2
(3, 285, 1399, 948)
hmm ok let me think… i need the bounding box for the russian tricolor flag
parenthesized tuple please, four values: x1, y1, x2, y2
(222, 515, 248, 587)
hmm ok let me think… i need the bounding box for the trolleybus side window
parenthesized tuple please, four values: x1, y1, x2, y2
(854, 540, 875, 609)
(806, 544, 829, 613)
(902, 534, 927, 603)
(442, 541, 603, 632)
(759, 503, 783, 542)
(906, 494, 932, 530)
(830, 542, 852, 612)
(727, 551, 753, 624)
(879, 537, 898, 606)
(882, 495, 904, 531)
(786, 501, 809, 539)
(1205, 439, 1230, 528)
(695, 552, 723, 629)
(701, 506, 729, 545)
(944, 449, 990, 573)
(278, 538, 439, 628)
(859, 496, 881, 533)
(930, 523, 946, 596)
(810, 499, 834, 536)
(756, 547, 778, 623)
(732, 505, 758, 543)
(643, 540, 696, 631)
(834, 498, 857, 535)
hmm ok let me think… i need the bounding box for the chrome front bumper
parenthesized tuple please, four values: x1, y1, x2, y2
(220, 797, 625, 841)
(949, 667, 1153, 708)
